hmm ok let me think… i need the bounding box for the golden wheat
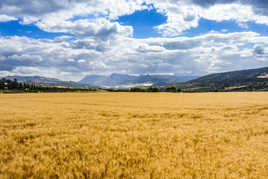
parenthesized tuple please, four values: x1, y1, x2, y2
(0, 92, 268, 178)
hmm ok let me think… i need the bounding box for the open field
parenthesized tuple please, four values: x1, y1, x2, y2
(0, 92, 268, 178)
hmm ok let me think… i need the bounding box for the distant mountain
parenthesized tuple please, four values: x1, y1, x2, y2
(5, 76, 89, 88)
(176, 67, 268, 91)
(79, 73, 198, 87)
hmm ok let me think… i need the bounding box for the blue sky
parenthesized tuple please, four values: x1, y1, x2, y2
(2, 10, 268, 39)
(0, 20, 69, 39)
(0, 0, 268, 80)
(117, 8, 167, 38)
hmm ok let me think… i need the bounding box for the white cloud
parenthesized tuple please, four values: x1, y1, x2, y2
(0, 1, 268, 80)
(37, 18, 133, 40)
(150, 1, 268, 36)
(0, 32, 268, 80)
(1, 0, 268, 37)
(0, 15, 17, 22)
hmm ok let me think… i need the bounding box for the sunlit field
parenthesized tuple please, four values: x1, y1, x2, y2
(0, 92, 267, 178)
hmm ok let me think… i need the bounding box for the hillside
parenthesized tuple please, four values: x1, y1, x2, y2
(177, 67, 268, 91)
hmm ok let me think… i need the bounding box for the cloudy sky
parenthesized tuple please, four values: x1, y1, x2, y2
(0, 0, 268, 81)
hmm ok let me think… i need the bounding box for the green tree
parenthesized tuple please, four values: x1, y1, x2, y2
(9, 78, 19, 89)
(147, 87, 159, 92)
(0, 78, 5, 89)
(165, 86, 177, 92)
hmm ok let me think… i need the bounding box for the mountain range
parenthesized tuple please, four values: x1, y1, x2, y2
(3, 66, 268, 91)
(79, 73, 198, 87)
(3, 74, 198, 88)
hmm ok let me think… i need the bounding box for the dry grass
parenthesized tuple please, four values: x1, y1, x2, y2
(0, 92, 268, 178)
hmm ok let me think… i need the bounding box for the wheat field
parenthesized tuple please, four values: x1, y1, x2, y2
(0, 92, 267, 178)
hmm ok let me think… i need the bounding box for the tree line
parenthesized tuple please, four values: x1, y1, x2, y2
(0, 78, 96, 93)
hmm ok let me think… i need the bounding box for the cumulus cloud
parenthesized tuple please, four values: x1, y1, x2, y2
(0, 31, 268, 80)
(150, 0, 268, 36)
(0, 1, 268, 80)
(0, 0, 146, 24)
(37, 18, 133, 40)
(1, 0, 268, 36)
(191, 0, 268, 16)
(71, 39, 111, 52)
